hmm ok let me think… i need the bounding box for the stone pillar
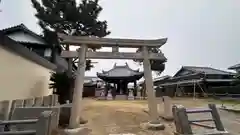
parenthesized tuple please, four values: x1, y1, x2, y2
(162, 96, 173, 120)
(134, 81, 137, 97)
(117, 82, 120, 94)
(69, 44, 87, 129)
(128, 90, 134, 100)
(142, 46, 163, 128)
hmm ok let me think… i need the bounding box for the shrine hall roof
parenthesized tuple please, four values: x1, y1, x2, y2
(97, 63, 143, 78)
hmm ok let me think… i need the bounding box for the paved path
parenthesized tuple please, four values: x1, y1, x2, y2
(219, 109, 240, 135)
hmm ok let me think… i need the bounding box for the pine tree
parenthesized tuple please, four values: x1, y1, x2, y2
(31, 0, 110, 70)
(134, 47, 166, 76)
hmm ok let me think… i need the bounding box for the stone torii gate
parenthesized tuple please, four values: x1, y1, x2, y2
(58, 33, 167, 129)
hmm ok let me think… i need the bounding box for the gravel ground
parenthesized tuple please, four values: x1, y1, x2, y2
(78, 98, 240, 135)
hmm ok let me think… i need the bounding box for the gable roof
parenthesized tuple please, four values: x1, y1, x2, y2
(0, 24, 47, 45)
(174, 66, 234, 77)
(228, 63, 240, 70)
(0, 31, 57, 71)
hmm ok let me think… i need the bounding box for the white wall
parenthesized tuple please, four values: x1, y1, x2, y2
(7, 31, 46, 45)
(0, 46, 53, 101)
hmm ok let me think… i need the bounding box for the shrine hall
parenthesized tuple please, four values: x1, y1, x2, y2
(97, 63, 143, 97)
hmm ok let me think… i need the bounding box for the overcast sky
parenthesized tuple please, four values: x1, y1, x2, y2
(0, 0, 240, 78)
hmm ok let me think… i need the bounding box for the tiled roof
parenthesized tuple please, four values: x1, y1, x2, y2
(153, 75, 171, 81)
(228, 64, 240, 70)
(183, 66, 234, 75)
(0, 32, 57, 71)
(0, 24, 46, 45)
(97, 63, 143, 77)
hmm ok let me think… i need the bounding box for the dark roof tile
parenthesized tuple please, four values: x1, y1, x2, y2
(183, 66, 234, 75)
(228, 64, 240, 70)
(0, 31, 57, 71)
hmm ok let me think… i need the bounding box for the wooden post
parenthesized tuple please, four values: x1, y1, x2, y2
(208, 104, 225, 131)
(69, 45, 87, 128)
(175, 105, 193, 135)
(172, 105, 182, 134)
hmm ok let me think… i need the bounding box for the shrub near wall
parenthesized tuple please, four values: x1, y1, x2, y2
(208, 85, 240, 94)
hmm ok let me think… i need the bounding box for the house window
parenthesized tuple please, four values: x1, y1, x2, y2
(44, 49, 52, 57)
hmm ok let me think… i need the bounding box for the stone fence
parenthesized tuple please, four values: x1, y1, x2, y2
(0, 94, 60, 135)
(0, 94, 58, 121)
(0, 111, 54, 135)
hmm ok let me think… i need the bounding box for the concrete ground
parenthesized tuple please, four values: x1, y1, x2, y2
(76, 98, 240, 135)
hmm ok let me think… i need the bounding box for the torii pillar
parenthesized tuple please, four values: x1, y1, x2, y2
(69, 44, 87, 129)
(142, 46, 165, 129)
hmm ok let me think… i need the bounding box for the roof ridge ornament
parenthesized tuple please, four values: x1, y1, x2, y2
(113, 63, 117, 68)
(125, 62, 129, 67)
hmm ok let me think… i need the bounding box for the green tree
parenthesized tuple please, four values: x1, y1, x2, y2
(134, 47, 166, 75)
(49, 71, 75, 104)
(31, 0, 110, 70)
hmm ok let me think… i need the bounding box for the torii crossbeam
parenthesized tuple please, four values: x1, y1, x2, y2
(58, 33, 167, 130)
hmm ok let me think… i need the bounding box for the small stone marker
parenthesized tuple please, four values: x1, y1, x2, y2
(98, 91, 106, 100)
(162, 96, 173, 120)
(128, 91, 134, 100)
(107, 91, 113, 100)
(136, 91, 142, 100)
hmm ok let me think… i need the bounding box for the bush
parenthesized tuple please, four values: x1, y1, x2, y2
(49, 71, 75, 104)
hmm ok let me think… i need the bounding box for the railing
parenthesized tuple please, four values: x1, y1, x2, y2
(172, 104, 229, 135)
(0, 95, 60, 135)
(0, 111, 53, 135)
